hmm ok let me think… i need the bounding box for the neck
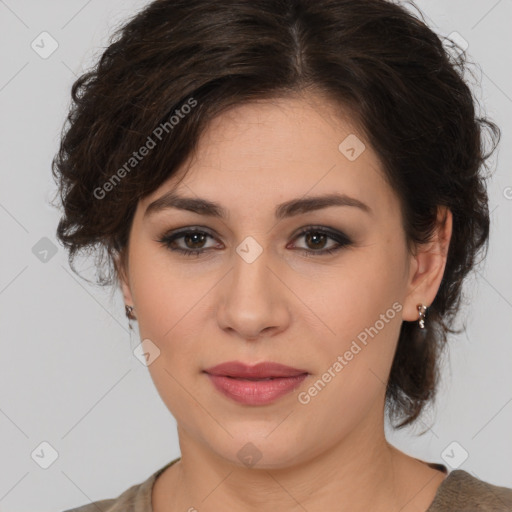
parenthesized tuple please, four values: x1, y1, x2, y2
(155, 409, 443, 511)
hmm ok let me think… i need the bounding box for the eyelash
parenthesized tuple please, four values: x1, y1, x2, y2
(156, 225, 352, 258)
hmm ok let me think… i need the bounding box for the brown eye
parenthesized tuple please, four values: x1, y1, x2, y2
(304, 231, 329, 250)
(157, 225, 352, 258)
(183, 232, 208, 249)
(291, 226, 352, 256)
(158, 229, 219, 257)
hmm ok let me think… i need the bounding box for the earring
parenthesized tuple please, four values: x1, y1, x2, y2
(125, 305, 135, 319)
(417, 304, 428, 329)
(125, 305, 136, 331)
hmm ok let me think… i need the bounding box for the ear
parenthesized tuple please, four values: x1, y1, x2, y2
(114, 253, 134, 308)
(402, 206, 453, 322)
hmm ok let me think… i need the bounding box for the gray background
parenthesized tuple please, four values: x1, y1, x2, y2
(0, 1, 510, 510)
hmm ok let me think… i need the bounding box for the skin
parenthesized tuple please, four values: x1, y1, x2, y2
(117, 92, 452, 512)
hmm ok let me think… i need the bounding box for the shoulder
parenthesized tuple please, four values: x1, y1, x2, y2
(61, 481, 144, 512)
(62, 498, 117, 512)
(62, 458, 180, 512)
(428, 469, 512, 511)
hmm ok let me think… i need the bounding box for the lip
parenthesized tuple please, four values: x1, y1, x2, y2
(203, 361, 309, 405)
(204, 361, 308, 378)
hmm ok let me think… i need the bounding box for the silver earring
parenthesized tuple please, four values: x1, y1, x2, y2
(417, 304, 428, 329)
(125, 305, 136, 331)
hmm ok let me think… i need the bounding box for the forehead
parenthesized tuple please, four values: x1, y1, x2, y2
(139, 94, 397, 219)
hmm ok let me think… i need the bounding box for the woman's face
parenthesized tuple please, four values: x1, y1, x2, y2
(119, 94, 447, 468)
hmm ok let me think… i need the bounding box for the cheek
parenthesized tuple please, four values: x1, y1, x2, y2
(129, 243, 204, 338)
(297, 287, 403, 434)
(297, 241, 406, 394)
(129, 244, 213, 378)
(299, 241, 405, 339)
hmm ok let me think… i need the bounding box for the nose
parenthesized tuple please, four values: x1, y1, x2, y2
(216, 247, 291, 341)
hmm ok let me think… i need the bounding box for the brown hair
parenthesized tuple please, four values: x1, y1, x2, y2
(51, 0, 500, 429)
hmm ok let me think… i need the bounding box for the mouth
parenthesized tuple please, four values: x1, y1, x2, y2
(203, 361, 309, 405)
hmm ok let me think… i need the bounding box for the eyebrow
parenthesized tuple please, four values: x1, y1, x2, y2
(144, 191, 372, 220)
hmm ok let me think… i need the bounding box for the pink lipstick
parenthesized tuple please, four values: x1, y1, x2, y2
(203, 361, 309, 405)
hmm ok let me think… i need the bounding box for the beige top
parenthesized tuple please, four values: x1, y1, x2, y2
(63, 458, 512, 511)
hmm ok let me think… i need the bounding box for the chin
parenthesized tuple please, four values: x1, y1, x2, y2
(209, 431, 309, 470)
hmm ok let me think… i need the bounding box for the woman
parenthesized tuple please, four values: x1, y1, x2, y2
(53, 0, 511, 510)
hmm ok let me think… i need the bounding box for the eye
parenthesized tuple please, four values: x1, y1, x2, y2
(157, 228, 220, 257)
(156, 225, 352, 258)
(289, 226, 352, 256)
